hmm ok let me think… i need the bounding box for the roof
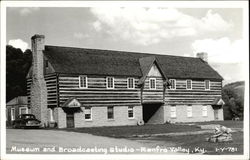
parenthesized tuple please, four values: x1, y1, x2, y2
(43, 45, 223, 80)
(6, 96, 28, 106)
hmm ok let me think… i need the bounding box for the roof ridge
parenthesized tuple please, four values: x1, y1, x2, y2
(45, 45, 198, 59)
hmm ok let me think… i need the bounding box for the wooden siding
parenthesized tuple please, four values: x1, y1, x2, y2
(142, 77, 164, 103)
(27, 74, 58, 107)
(166, 79, 222, 105)
(58, 75, 141, 106)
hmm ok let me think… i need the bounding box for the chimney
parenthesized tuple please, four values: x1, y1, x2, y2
(196, 52, 208, 62)
(30, 34, 48, 126)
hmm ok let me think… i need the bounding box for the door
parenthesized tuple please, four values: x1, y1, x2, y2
(66, 113, 75, 128)
(214, 109, 219, 120)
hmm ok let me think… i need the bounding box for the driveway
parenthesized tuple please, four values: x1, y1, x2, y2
(6, 129, 180, 154)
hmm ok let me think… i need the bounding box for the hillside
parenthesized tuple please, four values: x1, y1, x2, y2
(222, 81, 245, 120)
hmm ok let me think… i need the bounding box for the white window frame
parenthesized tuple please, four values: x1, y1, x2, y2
(11, 108, 15, 121)
(49, 108, 55, 121)
(128, 106, 134, 119)
(107, 106, 114, 120)
(169, 79, 176, 90)
(170, 106, 176, 118)
(79, 75, 88, 89)
(19, 106, 28, 115)
(205, 80, 210, 90)
(202, 105, 208, 117)
(106, 77, 114, 89)
(84, 107, 92, 121)
(186, 79, 192, 90)
(149, 78, 156, 90)
(187, 106, 192, 117)
(127, 78, 135, 89)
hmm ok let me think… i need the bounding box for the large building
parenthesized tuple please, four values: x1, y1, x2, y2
(27, 34, 224, 128)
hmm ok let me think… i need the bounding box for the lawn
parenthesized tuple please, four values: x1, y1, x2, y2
(60, 123, 202, 138)
(59, 121, 244, 155)
(141, 131, 243, 155)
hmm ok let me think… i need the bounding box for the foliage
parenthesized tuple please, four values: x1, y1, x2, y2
(222, 81, 245, 120)
(6, 45, 32, 102)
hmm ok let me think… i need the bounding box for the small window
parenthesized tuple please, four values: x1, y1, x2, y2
(170, 106, 176, 118)
(107, 106, 114, 119)
(169, 79, 176, 90)
(128, 106, 134, 119)
(84, 107, 92, 120)
(205, 80, 210, 90)
(45, 60, 49, 68)
(187, 106, 192, 117)
(19, 107, 28, 115)
(107, 77, 114, 89)
(202, 105, 208, 117)
(11, 108, 15, 121)
(79, 76, 88, 88)
(127, 78, 135, 89)
(149, 78, 156, 89)
(49, 108, 55, 121)
(186, 80, 192, 90)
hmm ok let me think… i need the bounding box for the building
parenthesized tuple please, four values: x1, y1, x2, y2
(27, 34, 224, 128)
(6, 96, 29, 126)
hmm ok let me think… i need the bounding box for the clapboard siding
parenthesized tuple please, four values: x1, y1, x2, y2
(27, 74, 58, 107)
(58, 75, 141, 106)
(166, 79, 222, 105)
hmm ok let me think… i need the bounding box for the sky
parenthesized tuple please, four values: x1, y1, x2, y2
(6, 7, 247, 84)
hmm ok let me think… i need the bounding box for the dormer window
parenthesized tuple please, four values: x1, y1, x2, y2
(205, 80, 210, 90)
(149, 78, 156, 90)
(186, 80, 192, 90)
(107, 77, 114, 89)
(169, 79, 176, 90)
(79, 75, 88, 88)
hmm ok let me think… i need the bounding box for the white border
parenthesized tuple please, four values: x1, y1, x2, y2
(1, 1, 249, 160)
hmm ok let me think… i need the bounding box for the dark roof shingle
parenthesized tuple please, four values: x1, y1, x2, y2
(44, 45, 223, 80)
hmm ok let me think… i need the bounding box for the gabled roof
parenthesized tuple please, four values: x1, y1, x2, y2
(42, 45, 223, 80)
(138, 56, 168, 85)
(6, 96, 27, 106)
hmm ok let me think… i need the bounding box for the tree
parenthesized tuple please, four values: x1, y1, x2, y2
(6, 45, 32, 102)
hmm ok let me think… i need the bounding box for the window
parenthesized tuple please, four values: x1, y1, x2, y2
(205, 80, 210, 90)
(186, 80, 192, 90)
(128, 106, 134, 119)
(107, 77, 114, 89)
(19, 107, 28, 115)
(202, 105, 208, 117)
(79, 76, 88, 88)
(11, 108, 15, 121)
(170, 106, 176, 118)
(45, 60, 49, 68)
(49, 108, 55, 121)
(127, 78, 135, 89)
(107, 106, 114, 119)
(149, 78, 156, 89)
(187, 106, 192, 117)
(169, 79, 176, 90)
(84, 107, 92, 120)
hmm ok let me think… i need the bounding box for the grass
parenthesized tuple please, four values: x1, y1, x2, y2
(144, 131, 243, 155)
(58, 120, 243, 155)
(59, 123, 202, 138)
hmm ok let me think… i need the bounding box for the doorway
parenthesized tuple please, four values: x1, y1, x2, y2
(142, 103, 162, 123)
(66, 112, 75, 128)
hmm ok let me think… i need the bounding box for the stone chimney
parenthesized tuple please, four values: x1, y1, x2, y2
(196, 52, 208, 62)
(30, 34, 48, 126)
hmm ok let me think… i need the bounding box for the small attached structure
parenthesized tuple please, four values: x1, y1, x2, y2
(6, 96, 29, 126)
